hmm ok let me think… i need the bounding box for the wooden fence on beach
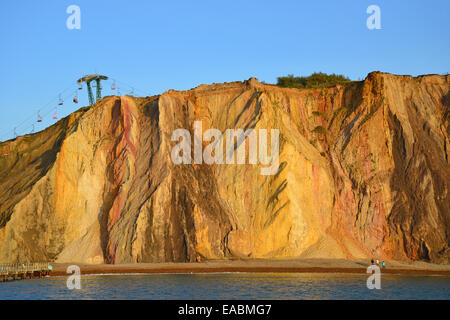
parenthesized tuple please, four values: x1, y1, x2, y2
(0, 263, 51, 281)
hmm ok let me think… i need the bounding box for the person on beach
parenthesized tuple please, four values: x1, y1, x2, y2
(381, 261, 386, 268)
(371, 259, 374, 265)
(376, 259, 380, 265)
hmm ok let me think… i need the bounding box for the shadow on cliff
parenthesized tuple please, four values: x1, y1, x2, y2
(0, 117, 72, 228)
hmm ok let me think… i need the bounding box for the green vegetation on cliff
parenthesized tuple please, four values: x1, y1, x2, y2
(277, 72, 352, 88)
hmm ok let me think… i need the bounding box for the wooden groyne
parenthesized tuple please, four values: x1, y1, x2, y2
(0, 263, 51, 282)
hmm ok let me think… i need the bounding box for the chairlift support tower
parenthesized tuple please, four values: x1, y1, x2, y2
(77, 74, 108, 106)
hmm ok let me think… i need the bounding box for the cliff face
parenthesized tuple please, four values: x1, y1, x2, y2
(0, 72, 448, 264)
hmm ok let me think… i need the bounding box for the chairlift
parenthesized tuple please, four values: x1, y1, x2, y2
(111, 80, 116, 90)
(53, 107, 58, 120)
(73, 91, 78, 104)
(58, 94, 63, 106)
(37, 111, 42, 123)
(78, 83, 83, 90)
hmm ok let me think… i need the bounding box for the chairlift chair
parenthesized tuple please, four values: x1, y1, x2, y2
(37, 111, 42, 122)
(53, 108, 58, 120)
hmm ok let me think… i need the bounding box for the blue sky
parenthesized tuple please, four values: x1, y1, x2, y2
(0, 0, 449, 141)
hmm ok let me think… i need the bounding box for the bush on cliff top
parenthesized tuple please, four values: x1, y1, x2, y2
(277, 72, 351, 88)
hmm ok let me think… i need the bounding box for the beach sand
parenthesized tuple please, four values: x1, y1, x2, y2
(49, 259, 450, 276)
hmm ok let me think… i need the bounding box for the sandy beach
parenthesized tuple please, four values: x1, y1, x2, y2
(49, 259, 450, 277)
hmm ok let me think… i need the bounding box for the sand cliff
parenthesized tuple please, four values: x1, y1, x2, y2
(0, 72, 448, 264)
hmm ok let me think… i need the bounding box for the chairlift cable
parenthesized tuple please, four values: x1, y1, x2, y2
(0, 83, 76, 140)
(2, 76, 150, 141)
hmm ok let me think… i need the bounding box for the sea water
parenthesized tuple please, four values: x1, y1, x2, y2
(0, 273, 448, 300)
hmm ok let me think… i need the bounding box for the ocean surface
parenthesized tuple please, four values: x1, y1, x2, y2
(0, 273, 448, 300)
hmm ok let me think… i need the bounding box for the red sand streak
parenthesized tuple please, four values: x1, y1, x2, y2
(121, 97, 137, 157)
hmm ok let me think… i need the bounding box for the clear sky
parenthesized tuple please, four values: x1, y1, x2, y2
(0, 0, 449, 141)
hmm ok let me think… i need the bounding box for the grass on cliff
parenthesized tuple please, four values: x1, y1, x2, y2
(276, 72, 352, 89)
